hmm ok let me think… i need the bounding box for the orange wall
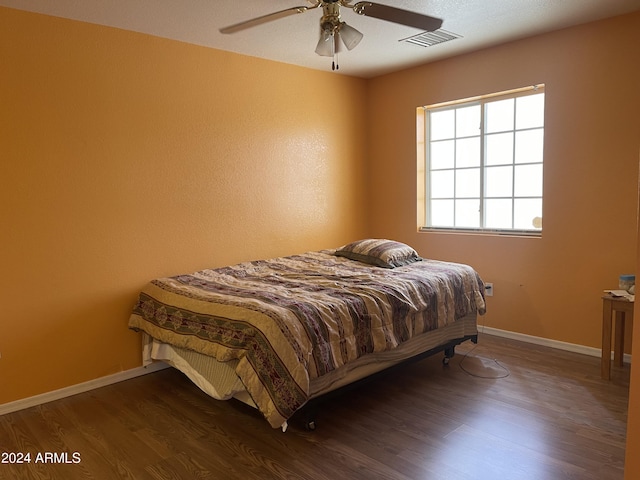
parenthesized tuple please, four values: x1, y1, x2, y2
(367, 12, 640, 350)
(0, 7, 368, 403)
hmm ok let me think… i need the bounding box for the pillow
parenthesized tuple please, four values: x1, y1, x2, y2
(335, 239, 422, 268)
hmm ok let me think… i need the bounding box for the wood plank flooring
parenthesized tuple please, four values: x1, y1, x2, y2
(0, 333, 630, 480)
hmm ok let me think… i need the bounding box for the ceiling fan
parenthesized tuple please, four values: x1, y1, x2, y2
(220, 1, 443, 70)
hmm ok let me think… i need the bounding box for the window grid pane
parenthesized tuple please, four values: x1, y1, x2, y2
(425, 88, 544, 232)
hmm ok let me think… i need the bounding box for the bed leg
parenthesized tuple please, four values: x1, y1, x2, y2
(302, 410, 317, 431)
(442, 346, 455, 365)
(298, 405, 318, 431)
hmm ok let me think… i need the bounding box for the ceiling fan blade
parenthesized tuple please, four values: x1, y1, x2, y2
(220, 5, 316, 34)
(352, 2, 443, 31)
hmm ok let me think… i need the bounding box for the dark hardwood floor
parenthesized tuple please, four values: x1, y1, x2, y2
(0, 333, 629, 480)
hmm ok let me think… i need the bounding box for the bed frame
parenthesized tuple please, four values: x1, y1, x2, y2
(291, 334, 478, 430)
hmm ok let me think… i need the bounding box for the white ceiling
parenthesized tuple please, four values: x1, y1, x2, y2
(2, 0, 640, 78)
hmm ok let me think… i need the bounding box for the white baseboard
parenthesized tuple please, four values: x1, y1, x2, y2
(0, 326, 630, 417)
(480, 326, 632, 363)
(0, 362, 170, 417)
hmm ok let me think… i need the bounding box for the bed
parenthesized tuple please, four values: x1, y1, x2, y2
(128, 239, 486, 430)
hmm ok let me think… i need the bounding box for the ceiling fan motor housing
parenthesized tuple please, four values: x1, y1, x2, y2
(320, 1, 342, 33)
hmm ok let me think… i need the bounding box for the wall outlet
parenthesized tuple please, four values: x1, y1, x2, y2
(485, 283, 494, 297)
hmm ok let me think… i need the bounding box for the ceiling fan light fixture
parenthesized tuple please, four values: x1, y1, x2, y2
(339, 22, 363, 51)
(315, 28, 336, 56)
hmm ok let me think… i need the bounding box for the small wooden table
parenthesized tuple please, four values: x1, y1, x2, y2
(601, 295, 634, 380)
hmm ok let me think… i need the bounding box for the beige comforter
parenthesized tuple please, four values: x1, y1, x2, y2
(128, 250, 485, 428)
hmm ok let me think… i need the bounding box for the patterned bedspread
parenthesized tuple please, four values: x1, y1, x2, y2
(128, 250, 485, 428)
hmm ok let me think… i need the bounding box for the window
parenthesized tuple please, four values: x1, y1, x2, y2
(419, 85, 545, 235)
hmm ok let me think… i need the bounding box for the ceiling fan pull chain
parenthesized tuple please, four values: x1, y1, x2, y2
(332, 32, 338, 70)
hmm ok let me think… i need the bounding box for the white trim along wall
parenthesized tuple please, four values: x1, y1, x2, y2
(0, 362, 169, 416)
(0, 329, 629, 417)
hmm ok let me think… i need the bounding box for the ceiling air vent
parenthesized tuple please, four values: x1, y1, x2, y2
(400, 29, 462, 48)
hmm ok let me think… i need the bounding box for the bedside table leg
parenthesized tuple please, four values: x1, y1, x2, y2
(601, 300, 613, 380)
(614, 311, 625, 367)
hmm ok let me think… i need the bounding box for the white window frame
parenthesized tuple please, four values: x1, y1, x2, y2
(418, 85, 545, 236)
